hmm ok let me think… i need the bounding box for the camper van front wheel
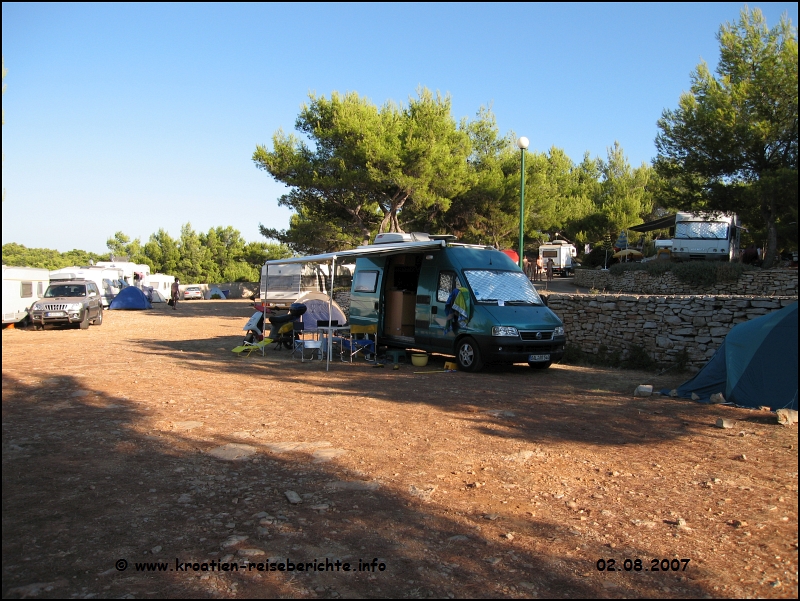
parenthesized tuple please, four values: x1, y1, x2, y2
(456, 337, 484, 372)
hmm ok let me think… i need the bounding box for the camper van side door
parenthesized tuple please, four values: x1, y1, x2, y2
(349, 258, 384, 330)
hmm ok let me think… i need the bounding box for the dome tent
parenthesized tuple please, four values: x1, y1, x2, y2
(663, 302, 797, 411)
(109, 286, 152, 310)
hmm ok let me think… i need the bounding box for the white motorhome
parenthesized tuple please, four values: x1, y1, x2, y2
(538, 240, 578, 277)
(95, 261, 151, 288)
(2, 266, 50, 324)
(259, 262, 354, 308)
(148, 273, 176, 299)
(671, 212, 741, 262)
(49, 266, 125, 308)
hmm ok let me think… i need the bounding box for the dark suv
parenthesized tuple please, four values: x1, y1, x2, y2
(30, 280, 104, 330)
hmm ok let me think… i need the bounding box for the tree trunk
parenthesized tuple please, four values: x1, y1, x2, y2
(761, 209, 778, 269)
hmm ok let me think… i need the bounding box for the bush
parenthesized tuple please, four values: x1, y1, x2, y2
(621, 344, 657, 370)
(210, 293, 222, 299)
(561, 342, 658, 371)
(608, 260, 752, 287)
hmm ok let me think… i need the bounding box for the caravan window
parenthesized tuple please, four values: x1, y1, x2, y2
(354, 271, 379, 293)
(21, 282, 33, 298)
(37, 282, 44, 296)
(437, 271, 458, 303)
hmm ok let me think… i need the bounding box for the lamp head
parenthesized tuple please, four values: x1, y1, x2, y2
(517, 136, 529, 150)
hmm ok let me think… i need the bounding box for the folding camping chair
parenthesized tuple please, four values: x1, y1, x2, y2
(292, 321, 323, 362)
(231, 338, 272, 357)
(342, 324, 378, 363)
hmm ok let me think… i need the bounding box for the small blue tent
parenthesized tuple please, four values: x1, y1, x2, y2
(664, 302, 797, 411)
(109, 286, 152, 310)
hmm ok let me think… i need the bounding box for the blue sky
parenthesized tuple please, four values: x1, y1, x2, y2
(2, 2, 797, 254)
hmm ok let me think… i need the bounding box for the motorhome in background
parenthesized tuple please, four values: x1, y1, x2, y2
(671, 212, 741, 262)
(259, 262, 353, 308)
(49, 266, 125, 308)
(538, 240, 578, 276)
(148, 273, 176, 299)
(96, 261, 151, 288)
(2, 266, 50, 324)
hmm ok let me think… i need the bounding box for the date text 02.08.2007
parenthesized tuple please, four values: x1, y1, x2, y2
(596, 558, 690, 572)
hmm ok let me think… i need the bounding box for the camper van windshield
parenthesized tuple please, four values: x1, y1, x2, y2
(675, 221, 729, 240)
(463, 270, 543, 305)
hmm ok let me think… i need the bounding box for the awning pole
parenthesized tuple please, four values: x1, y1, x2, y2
(327, 256, 336, 372)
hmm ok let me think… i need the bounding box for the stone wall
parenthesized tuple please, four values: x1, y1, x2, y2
(546, 294, 796, 370)
(575, 267, 798, 297)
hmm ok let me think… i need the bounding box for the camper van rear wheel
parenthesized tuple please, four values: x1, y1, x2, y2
(456, 337, 484, 372)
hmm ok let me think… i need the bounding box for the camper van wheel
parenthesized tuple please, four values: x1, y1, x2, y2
(456, 337, 484, 372)
(93, 308, 103, 326)
(528, 360, 552, 369)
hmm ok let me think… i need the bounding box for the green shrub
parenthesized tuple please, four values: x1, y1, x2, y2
(621, 344, 657, 370)
(210, 293, 222, 299)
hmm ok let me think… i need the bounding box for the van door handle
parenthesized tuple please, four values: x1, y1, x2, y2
(431, 306, 438, 315)
(374, 301, 379, 310)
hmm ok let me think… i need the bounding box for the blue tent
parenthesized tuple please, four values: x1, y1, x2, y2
(109, 286, 152, 310)
(664, 302, 797, 411)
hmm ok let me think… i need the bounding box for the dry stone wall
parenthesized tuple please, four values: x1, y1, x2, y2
(575, 268, 797, 296)
(546, 294, 797, 371)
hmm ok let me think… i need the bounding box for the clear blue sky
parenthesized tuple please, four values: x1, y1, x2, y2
(2, 2, 797, 254)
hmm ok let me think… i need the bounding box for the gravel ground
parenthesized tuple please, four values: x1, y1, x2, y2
(2, 300, 797, 599)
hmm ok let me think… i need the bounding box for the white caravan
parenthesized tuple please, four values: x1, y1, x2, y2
(538, 240, 578, 277)
(49, 266, 125, 308)
(95, 261, 151, 288)
(2, 266, 50, 324)
(671, 212, 741, 262)
(259, 262, 354, 308)
(148, 273, 176, 299)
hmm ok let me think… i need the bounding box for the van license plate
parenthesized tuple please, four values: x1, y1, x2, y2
(528, 354, 550, 362)
(46, 311, 65, 317)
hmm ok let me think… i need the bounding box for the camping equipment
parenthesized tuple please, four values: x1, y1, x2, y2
(663, 302, 797, 411)
(109, 286, 152, 310)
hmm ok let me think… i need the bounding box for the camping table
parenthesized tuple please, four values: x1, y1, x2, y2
(315, 325, 350, 371)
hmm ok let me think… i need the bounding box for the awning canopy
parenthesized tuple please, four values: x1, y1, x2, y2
(628, 214, 676, 233)
(264, 240, 447, 267)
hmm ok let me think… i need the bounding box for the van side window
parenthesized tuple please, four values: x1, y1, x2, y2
(437, 271, 457, 303)
(354, 270, 379, 293)
(21, 282, 33, 298)
(37, 282, 44, 296)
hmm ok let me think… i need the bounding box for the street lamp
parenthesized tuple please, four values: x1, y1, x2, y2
(517, 136, 529, 270)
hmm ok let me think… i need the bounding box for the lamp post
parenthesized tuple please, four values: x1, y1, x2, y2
(517, 136, 529, 270)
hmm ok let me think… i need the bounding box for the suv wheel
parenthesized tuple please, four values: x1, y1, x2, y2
(455, 337, 484, 372)
(93, 307, 103, 326)
(79, 310, 90, 330)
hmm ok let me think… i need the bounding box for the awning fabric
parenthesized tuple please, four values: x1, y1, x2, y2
(629, 215, 677, 233)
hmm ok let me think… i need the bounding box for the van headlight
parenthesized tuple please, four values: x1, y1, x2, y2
(553, 326, 565, 336)
(492, 326, 519, 337)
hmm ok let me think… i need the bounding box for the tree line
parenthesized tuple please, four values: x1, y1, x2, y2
(254, 8, 796, 268)
(2, 224, 292, 284)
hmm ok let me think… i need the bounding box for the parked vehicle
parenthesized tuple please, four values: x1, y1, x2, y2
(148, 273, 177, 300)
(95, 261, 151, 288)
(263, 233, 566, 371)
(183, 286, 203, 300)
(670, 212, 741, 262)
(259, 262, 353, 309)
(2, 266, 50, 325)
(538, 240, 577, 277)
(49, 266, 124, 308)
(29, 280, 104, 329)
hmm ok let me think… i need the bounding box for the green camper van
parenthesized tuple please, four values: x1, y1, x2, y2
(263, 233, 566, 371)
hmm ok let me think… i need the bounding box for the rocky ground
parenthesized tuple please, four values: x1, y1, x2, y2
(2, 300, 797, 599)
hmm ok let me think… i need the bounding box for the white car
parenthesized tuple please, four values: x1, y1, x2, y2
(183, 286, 203, 300)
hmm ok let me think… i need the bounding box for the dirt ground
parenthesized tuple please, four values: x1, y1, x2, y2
(2, 300, 797, 599)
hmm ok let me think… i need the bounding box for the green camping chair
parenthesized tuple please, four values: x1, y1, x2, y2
(232, 338, 272, 357)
